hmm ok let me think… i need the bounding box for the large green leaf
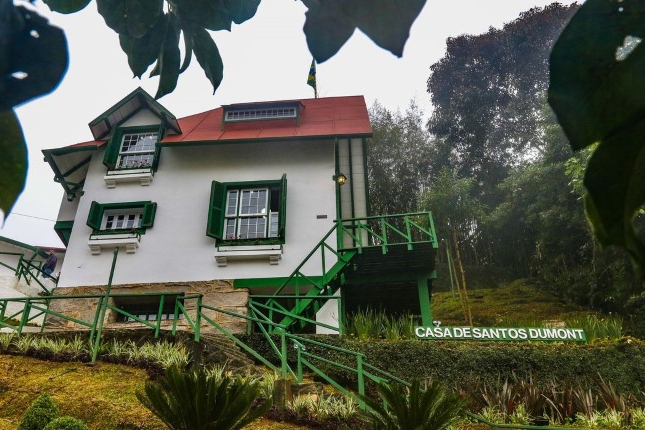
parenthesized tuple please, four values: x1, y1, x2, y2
(192, 27, 224, 94)
(43, 0, 91, 14)
(119, 14, 168, 78)
(0, 6, 68, 110)
(0, 110, 27, 215)
(302, 0, 426, 63)
(174, 0, 231, 31)
(549, 0, 645, 276)
(154, 14, 181, 99)
(97, 0, 163, 38)
(222, 0, 261, 24)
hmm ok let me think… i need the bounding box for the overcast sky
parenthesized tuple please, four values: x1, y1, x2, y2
(1, 0, 577, 247)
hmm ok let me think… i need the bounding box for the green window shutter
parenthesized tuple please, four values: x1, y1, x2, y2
(86, 201, 103, 230)
(206, 181, 226, 239)
(152, 145, 162, 171)
(141, 202, 157, 228)
(151, 124, 164, 172)
(103, 133, 121, 169)
(279, 174, 287, 240)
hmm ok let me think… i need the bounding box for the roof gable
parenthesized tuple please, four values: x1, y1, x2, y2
(88, 87, 180, 139)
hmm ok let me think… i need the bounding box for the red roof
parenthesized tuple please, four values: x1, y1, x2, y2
(161, 96, 371, 145)
(48, 95, 371, 151)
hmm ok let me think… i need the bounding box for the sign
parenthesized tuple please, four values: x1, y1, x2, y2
(415, 326, 586, 342)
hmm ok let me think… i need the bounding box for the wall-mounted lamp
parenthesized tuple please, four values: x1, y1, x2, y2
(333, 173, 348, 186)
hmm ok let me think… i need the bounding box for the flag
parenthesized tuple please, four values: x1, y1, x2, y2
(307, 58, 318, 98)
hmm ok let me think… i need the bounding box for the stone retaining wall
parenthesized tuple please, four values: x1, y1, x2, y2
(47, 279, 249, 334)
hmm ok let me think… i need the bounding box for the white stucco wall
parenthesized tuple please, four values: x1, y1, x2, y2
(121, 110, 161, 127)
(57, 194, 79, 221)
(58, 135, 338, 287)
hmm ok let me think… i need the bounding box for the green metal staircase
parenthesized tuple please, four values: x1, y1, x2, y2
(252, 212, 439, 332)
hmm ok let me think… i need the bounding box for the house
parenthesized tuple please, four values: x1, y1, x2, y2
(40, 88, 438, 334)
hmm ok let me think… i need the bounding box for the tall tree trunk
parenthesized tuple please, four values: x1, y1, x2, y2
(452, 227, 473, 326)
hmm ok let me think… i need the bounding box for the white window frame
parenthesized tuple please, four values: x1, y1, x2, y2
(225, 107, 297, 122)
(101, 208, 143, 231)
(116, 132, 158, 169)
(224, 188, 279, 240)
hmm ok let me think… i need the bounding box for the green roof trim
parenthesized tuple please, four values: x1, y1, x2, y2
(41, 142, 104, 158)
(88, 87, 180, 139)
(158, 133, 371, 148)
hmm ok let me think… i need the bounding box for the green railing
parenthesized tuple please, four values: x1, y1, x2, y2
(0, 251, 57, 294)
(262, 212, 437, 332)
(0, 291, 605, 430)
(337, 211, 438, 252)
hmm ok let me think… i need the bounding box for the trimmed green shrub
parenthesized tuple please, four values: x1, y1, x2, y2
(236, 334, 645, 395)
(43, 417, 89, 430)
(19, 394, 60, 430)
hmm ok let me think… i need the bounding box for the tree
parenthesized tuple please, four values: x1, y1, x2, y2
(368, 100, 433, 216)
(427, 3, 578, 207)
(0, 0, 427, 215)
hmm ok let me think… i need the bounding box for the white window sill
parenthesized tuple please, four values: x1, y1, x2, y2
(104, 168, 153, 188)
(214, 245, 282, 267)
(88, 232, 140, 255)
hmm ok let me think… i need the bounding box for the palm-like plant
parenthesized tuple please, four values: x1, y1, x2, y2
(362, 379, 465, 430)
(136, 366, 270, 430)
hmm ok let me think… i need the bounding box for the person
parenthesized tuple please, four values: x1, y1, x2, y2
(42, 250, 58, 279)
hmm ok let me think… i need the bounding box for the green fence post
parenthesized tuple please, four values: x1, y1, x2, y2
(336, 298, 343, 336)
(0, 300, 6, 324)
(18, 299, 31, 335)
(92, 247, 119, 363)
(296, 343, 303, 383)
(172, 299, 179, 336)
(357, 354, 365, 408)
(195, 295, 202, 342)
(280, 329, 287, 380)
(89, 296, 103, 346)
(154, 295, 165, 338)
(39, 298, 51, 333)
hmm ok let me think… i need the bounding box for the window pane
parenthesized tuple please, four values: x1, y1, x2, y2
(239, 217, 266, 239)
(225, 219, 236, 239)
(240, 189, 267, 215)
(226, 191, 238, 216)
(269, 211, 279, 237)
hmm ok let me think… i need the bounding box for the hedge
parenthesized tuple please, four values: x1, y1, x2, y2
(235, 334, 645, 394)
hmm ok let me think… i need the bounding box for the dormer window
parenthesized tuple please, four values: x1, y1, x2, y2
(102, 125, 163, 188)
(222, 101, 302, 127)
(225, 107, 297, 122)
(117, 132, 158, 169)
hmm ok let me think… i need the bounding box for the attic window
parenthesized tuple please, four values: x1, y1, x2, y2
(225, 107, 297, 122)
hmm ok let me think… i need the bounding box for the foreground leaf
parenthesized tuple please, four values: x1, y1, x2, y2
(43, 0, 91, 14)
(0, 6, 68, 110)
(222, 0, 261, 24)
(0, 110, 27, 216)
(97, 0, 163, 38)
(154, 14, 181, 99)
(302, 0, 426, 63)
(548, 0, 645, 276)
(119, 14, 168, 78)
(192, 27, 224, 94)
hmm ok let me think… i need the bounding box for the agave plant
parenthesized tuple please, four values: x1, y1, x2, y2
(362, 379, 465, 430)
(137, 366, 269, 430)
